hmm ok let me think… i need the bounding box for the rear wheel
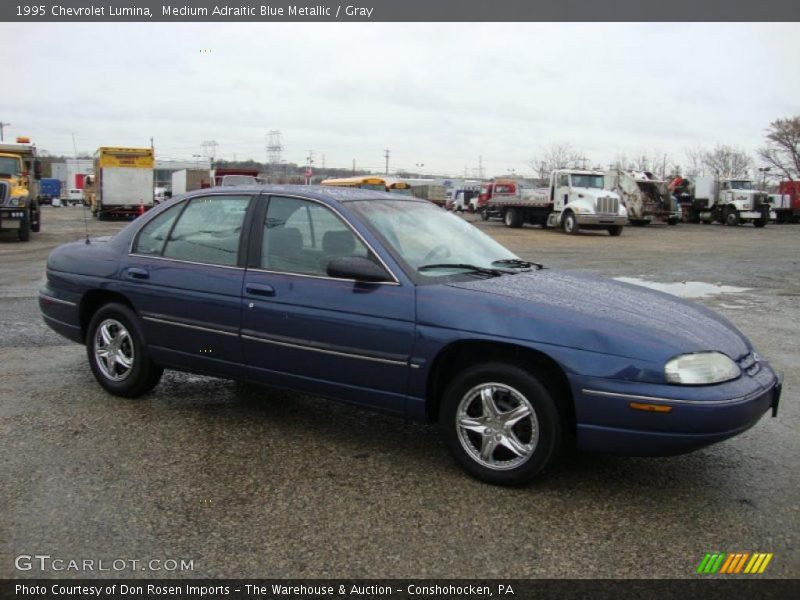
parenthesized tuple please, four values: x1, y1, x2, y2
(504, 208, 523, 228)
(439, 362, 562, 486)
(86, 303, 163, 398)
(563, 212, 580, 235)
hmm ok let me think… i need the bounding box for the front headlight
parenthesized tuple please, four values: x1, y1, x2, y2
(665, 352, 740, 385)
(8, 197, 21, 207)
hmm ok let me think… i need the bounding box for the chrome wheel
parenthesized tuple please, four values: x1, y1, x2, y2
(93, 318, 135, 381)
(456, 383, 539, 471)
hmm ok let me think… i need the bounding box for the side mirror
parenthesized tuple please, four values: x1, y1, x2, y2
(33, 160, 43, 180)
(327, 256, 391, 283)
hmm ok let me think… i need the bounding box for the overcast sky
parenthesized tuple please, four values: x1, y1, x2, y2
(3, 22, 798, 177)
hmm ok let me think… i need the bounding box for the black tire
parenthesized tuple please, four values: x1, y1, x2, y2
(17, 214, 30, 241)
(562, 211, 580, 235)
(439, 362, 563, 486)
(86, 302, 163, 398)
(31, 202, 41, 233)
(753, 218, 767, 228)
(701, 219, 712, 225)
(504, 208, 523, 228)
(667, 217, 679, 226)
(724, 207, 739, 226)
(480, 208, 489, 221)
(607, 225, 623, 236)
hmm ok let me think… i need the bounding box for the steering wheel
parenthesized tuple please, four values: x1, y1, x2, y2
(421, 244, 451, 263)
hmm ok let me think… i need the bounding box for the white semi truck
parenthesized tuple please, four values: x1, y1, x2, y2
(605, 170, 680, 226)
(688, 176, 770, 227)
(484, 169, 628, 236)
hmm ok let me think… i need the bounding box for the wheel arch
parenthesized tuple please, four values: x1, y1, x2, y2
(78, 290, 137, 343)
(425, 340, 575, 433)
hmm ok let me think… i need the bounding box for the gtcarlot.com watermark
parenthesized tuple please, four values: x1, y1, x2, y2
(15, 554, 194, 573)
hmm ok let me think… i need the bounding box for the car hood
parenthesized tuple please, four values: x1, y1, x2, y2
(441, 269, 750, 361)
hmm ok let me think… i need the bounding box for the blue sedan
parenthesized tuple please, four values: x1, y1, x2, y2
(39, 186, 781, 485)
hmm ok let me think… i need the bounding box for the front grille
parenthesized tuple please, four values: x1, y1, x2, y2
(596, 196, 619, 215)
(738, 352, 761, 377)
(0, 181, 9, 205)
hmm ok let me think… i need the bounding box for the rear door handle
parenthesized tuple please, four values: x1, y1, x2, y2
(245, 283, 275, 297)
(127, 268, 149, 280)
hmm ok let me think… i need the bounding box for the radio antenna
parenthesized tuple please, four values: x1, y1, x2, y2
(72, 133, 90, 244)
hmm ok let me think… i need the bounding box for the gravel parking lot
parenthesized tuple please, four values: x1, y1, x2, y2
(1, 206, 798, 579)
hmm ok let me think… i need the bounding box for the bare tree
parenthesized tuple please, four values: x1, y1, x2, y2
(684, 147, 705, 178)
(529, 143, 586, 178)
(757, 115, 800, 181)
(697, 144, 751, 178)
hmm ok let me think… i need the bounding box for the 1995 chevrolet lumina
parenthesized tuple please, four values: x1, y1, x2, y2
(40, 186, 781, 485)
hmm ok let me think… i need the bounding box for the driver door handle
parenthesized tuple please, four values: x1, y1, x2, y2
(245, 283, 276, 297)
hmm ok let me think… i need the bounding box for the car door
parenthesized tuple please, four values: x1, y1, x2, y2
(240, 194, 415, 415)
(123, 193, 254, 375)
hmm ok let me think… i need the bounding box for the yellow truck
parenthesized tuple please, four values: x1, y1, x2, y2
(0, 137, 42, 241)
(86, 147, 154, 219)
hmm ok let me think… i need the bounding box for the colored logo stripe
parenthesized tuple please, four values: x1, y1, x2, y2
(698, 552, 773, 574)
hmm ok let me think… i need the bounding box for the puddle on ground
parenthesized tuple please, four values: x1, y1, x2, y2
(614, 277, 750, 299)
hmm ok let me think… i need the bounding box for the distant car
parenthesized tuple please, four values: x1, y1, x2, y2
(39, 186, 781, 485)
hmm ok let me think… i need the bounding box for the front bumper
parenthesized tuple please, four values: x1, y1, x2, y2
(575, 214, 628, 227)
(0, 207, 26, 229)
(573, 365, 781, 456)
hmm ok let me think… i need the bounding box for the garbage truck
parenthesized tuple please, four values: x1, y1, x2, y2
(605, 170, 680, 226)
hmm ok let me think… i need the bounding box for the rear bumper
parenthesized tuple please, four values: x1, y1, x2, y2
(39, 288, 83, 344)
(573, 367, 781, 456)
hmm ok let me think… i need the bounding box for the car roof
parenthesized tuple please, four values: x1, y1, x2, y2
(182, 184, 427, 204)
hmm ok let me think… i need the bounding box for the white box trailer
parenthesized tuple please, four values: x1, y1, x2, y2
(90, 147, 155, 219)
(171, 169, 210, 195)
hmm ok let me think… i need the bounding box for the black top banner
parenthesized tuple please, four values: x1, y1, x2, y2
(4, 0, 800, 22)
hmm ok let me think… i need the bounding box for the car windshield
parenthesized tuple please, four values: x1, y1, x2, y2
(349, 199, 522, 277)
(0, 157, 22, 176)
(570, 174, 604, 188)
(729, 180, 753, 190)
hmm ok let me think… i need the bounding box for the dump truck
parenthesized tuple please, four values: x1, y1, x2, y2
(686, 176, 770, 227)
(483, 169, 628, 236)
(0, 137, 42, 241)
(605, 170, 680, 226)
(86, 147, 154, 219)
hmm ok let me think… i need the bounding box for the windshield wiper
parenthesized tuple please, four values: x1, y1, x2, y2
(491, 258, 544, 270)
(418, 263, 513, 277)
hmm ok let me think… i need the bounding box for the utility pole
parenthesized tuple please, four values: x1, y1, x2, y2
(478, 155, 483, 179)
(0, 122, 9, 141)
(352, 158, 355, 174)
(383, 148, 390, 175)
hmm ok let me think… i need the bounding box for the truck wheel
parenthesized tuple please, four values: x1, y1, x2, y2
(563, 212, 580, 235)
(439, 362, 563, 486)
(724, 207, 739, 226)
(481, 208, 489, 221)
(86, 302, 163, 398)
(667, 217, 679, 226)
(753, 216, 768, 228)
(607, 225, 623, 237)
(17, 216, 30, 242)
(31, 203, 41, 233)
(504, 208, 523, 228)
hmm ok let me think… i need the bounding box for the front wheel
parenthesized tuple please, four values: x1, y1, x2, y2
(725, 207, 739, 226)
(563, 212, 580, 235)
(86, 302, 163, 397)
(17, 215, 30, 241)
(439, 362, 562, 486)
(31, 202, 41, 232)
(607, 225, 623, 236)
